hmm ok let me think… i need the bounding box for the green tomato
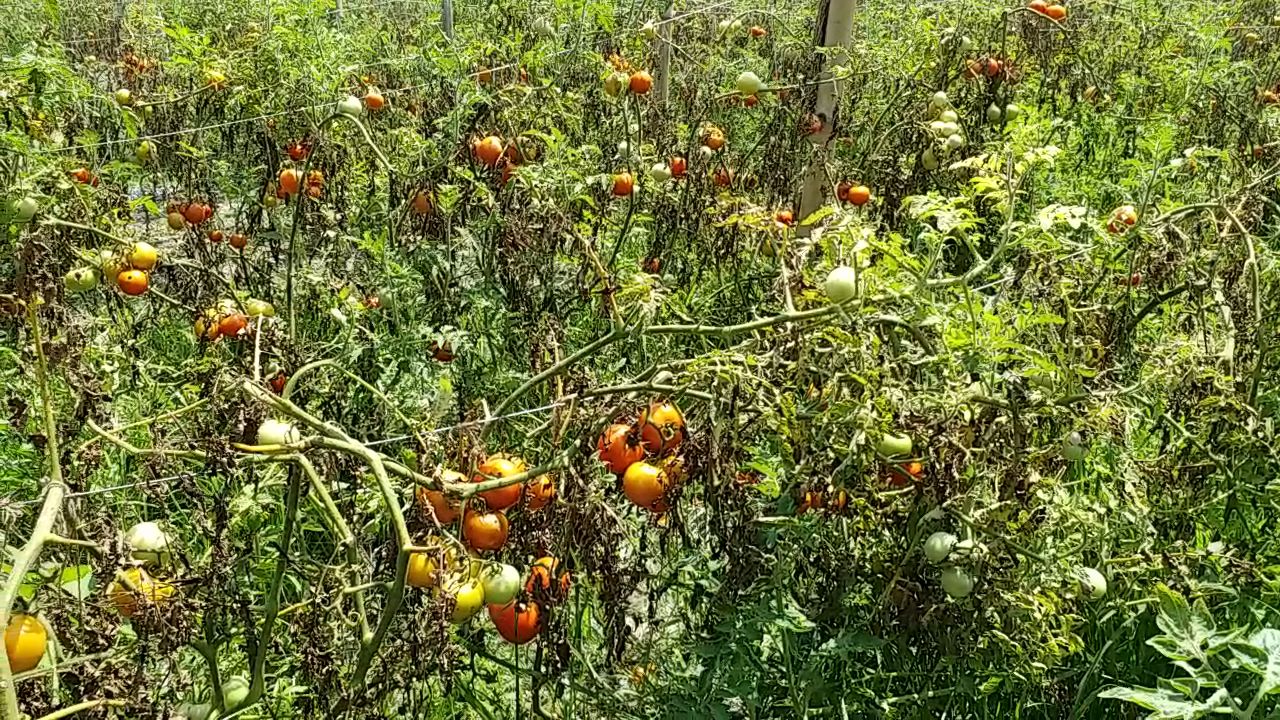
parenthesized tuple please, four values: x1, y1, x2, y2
(941, 566, 974, 598)
(221, 676, 250, 710)
(922, 148, 939, 170)
(245, 299, 275, 317)
(876, 433, 913, 457)
(923, 532, 957, 564)
(823, 266, 858, 303)
(986, 104, 1003, 123)
(481, 563, 521, 606)
(1004, 103, 1021, 121)
(114, 88, 133, 106)
(1061, 431, 1087, 461)
(135, 141, 154, 162)
(64, 267, 100, 293)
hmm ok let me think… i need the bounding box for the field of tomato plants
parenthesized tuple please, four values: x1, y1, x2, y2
(3, 0, 1280, 717)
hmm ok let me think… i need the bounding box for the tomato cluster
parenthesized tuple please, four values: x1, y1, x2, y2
(597, 400, 688, 514)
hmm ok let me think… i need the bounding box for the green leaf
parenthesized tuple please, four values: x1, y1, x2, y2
(1234, 628, 1280, 695)
(59, 564, 94, 600)
(1098, 685, 1231, 719)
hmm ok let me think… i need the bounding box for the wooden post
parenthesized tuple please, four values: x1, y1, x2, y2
(797, 0, 855, 235)
(654, 1, 674, 106)
(441, 0, 454, 39)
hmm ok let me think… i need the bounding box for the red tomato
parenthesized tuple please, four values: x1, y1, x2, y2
(488, 600, 542, 644)
(473, 456, 525, 511)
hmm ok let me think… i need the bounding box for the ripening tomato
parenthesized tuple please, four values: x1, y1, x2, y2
(364, 89, 386, 111)
(70, 167, 93, 184)
(305, 184, 322, 199)
(629, 70, 653, 94)
(108, 567, 176, 617)
(743, 94, 759, 107)
(488, 600, 542, 644)
(306, 170, 324, 189)
(218, 313, 249, 338)
(1114, 205, 1138, 226)
(670, 156, 688, 178)
(796, 489, 823, 515)
(406, 544, 456, 588)
(128, 242, 158, 270)
(463, 509, 510, 551)
(167, 212, 185, 230)
(117, 269, 149, 296)
(639, 401, 686, 455)
(612, 172, 634, 197)
(749, 25, 767, 37)
(279, 169, 301, 196)
(622, 461, 668, 512)
(229, 233, 248, 250)
(1044, 4, 1067, 20)
(410, 190, 432, 216)
(598, 423, 645, 474)
(418, 470, 466, 523)
(474, 456, 525, 510)
(702, 126, 726, 151)
(1028, 0, 1048, 13)
(286, 141, 309, 161)
(985, 58, 1002, 77)
(525, 556, 571, 596)
(525, 474, 556, 510)
(4, 614, 46, 674)
(713, 167, 732, 187)
(476, 66, 493, 84)
(207, 229, 224, 243)
(474, 136, 504, 167)
(774, 209, 795, 227)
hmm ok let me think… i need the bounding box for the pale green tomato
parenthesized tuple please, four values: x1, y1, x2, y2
(937, 110, 959, 124)
(924, 532, 957, 564)
(735, 71, 765, 96)
(1062, 431, 1087, 461)
(929, 91, 950, 109)
(114, 88, 133, 106)
(245, 299, 275, 317)
(222, 676, 250, 709)
(823, 266, 858, 303)
(922, 148, 939, 170)
(337, 95, 363, 117)
(64, 267, 100, 293)
(481, 563, 521, 607)
(648, 163, 671, 182)
(944, 133, 966, 151)
(257, 419, 299, 446)
(125, 521, 171, 566)
(14, 196, 38, 222)
(941, 567, 974, 598)
(1004, 103, 1021, 120)
(986, 104, 1003, 123)
(1078, 567, 1107, 600)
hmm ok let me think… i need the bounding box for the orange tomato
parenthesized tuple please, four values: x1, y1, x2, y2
(229, 233, 248, 249)
(417, 471, 465, 523)
(463, 509, 509, 551)
(70, 167, 93, 184)
(410, 190, 432, 216)
(1113, 205, 1138, 226)
(1045, 4, 1067, 20)
(638, 401, 686, 455)
(796, 489, 824, 515)
(488, 600, 542, 644)
(4, 614, 46, 674)
(749, 25, 767, 37)
(525, 556, 571, 596)
(279, 168, 301, 196)
(774, 209, 795, 227)
(629, 70, 653, 94)
(612, 172, 634, 197)
(702, 126, 726, 150)
(474, 456, 525, 510)
(1028, 0, 1048, 13)
(846, 184, 871, 206)
(207, 229, 224, 243)
(306, 169, 324, 189)
(622, 461, 668, 512)
(597, 423, 645, 474)
(117, 270, 148, 296)
(525, 474, 556, 510)
(985, 58, 1002, 78)
(474, 136, 504, 167)
(364, 89, 386, 111)
(218, 313, 249, 338)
